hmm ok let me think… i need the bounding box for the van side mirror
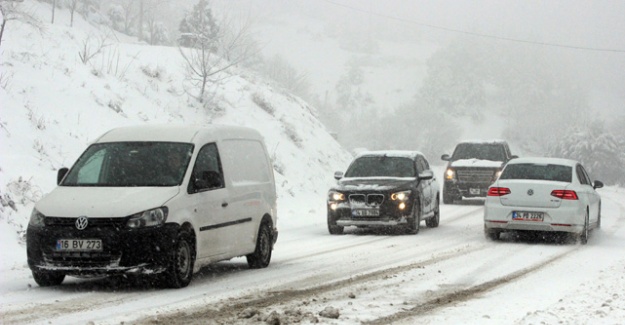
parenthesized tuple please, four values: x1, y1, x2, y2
(57, 168, 69, 185)
(593, 180, 604, 189)
(334, 171, 344, 180)
(441, 154, 450, 161)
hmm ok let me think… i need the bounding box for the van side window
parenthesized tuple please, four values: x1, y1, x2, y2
(188, 143, 224, 193)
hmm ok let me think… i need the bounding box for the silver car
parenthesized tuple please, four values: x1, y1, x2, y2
(484, 157, 603, 244)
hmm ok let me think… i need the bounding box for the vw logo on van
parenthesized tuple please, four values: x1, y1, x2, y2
(527, 189, 534, 196)
(75, 216, 89, 230)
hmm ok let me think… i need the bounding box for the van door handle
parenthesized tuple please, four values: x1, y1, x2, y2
(221, 202, 228, 208)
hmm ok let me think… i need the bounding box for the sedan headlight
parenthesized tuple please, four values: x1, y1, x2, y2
(328, 191, 345, 202)
(127, 207, 168, 228)
(391, 190, 411, 201)
(445, 168, 455, 180)
(29, 209, 46, 227)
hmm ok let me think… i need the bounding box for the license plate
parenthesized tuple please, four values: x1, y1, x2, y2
(352, 209, 380, 217)
(56, 239, 103, 252)
(470, 188, 480, 195)
(512, 211, 544, 222)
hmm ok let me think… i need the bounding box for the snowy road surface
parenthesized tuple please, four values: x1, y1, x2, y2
(2, 187, 625, 325)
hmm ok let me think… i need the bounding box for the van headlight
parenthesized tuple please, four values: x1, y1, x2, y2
(127, 207, 168, 228)
(29, 209, 46, 227)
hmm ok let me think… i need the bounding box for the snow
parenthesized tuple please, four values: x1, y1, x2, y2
(2, 1, 625, 325)
(450, 158, 503, 168)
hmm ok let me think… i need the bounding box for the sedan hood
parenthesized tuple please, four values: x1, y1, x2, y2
(334, 177, 416, 191)
(35, 186, 180, 218)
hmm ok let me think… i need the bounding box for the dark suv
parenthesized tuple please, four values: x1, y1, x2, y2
(441, 140, 517, 204)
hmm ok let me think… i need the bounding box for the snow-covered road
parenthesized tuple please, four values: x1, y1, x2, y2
(2, 188, 625, 325)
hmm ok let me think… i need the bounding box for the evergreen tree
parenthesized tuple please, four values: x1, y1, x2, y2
(178, 0, 219, 51)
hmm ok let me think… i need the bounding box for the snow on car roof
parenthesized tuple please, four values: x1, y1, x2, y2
(458, 139, 508, 144)
(506, 157, 578, 167)
(355, 150, 424, 159)
(94, 124, 259, 143)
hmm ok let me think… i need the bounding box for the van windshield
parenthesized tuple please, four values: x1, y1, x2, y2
(61, 142, 194, 187)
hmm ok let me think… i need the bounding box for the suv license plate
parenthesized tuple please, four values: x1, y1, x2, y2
(56, 239, 103, 252)
(512, 211, 544, 222)
(352, 209, 380, 217)
(470, 188, 480, 195)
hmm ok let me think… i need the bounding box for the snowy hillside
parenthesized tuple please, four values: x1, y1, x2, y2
(0, 1, 353, 240)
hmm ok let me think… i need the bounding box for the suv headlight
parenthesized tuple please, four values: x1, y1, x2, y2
(391, 190, 411, 201)
(29, 209, 46, 227)
(328, 191, 345, 202)
(445, 168, 455, 180)
(127, 207, 168, 228)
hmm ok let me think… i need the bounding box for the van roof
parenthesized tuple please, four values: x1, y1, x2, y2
(95, 124, 262, 143)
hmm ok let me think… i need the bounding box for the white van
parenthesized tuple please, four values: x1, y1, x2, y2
(26, 125, 278, 288)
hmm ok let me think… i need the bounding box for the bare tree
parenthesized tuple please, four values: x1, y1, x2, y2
(215, 10, 259, 65)
(179, 40, 239, 102)
(68, 0, 78, 27)
(0, 0, 43, 49)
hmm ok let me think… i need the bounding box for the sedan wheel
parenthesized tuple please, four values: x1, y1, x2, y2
(579, 212, 589, 245)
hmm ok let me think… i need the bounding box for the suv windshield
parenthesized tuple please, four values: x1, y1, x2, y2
(345, 156, 415, 178)
(452, 143, 505, 161)
(62, 142, 194, 187)
(500, 163, 572, 182)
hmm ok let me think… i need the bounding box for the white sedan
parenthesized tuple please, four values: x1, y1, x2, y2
(484, 157, 603, 244)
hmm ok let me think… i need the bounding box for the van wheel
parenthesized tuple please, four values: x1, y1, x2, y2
(425, 198, 440, 228)
(32, 270, 65, 287)
(164, 229, 194, 288)
(247, 222, 272, 269)
(406, 200, 421, 234)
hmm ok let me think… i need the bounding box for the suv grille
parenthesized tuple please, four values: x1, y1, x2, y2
(456, 169, 495, 182)
(349, 194, 385, 206)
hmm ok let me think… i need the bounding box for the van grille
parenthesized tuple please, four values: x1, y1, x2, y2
(44, 217, 128, 229)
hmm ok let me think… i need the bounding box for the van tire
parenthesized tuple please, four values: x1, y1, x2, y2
(32, 270, 65, 287)
(164, 229, 195, 288)
(247, 222, 272, 269)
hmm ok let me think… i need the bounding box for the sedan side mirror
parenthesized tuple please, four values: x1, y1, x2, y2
(441, 154, 450, 161)
(593, 180, 604, 189)
(334, 171, 344, 180)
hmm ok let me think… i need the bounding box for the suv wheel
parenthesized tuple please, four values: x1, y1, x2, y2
(406, 199, 421, 235)
(327, 212, 344, 235)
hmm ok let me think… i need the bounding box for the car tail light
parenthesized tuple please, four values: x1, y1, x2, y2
(551, 190, 578, 200)
(487, 187, 510, 196)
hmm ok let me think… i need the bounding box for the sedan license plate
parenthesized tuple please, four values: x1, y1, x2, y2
(512, 211, 544, 222)
(352, 209, 380, 217)
(56, 239, 103, 252)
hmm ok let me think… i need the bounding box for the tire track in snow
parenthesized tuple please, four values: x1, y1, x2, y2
(364, 247, 579, 325)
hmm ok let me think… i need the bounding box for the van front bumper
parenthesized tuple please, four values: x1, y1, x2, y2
(26, 222, 180, 276)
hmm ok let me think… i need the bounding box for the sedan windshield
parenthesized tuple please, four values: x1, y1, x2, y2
(62, 142, 194, 187)
(345, 156, 415, 178)
(499, 163, 572, 182)
(452, 143, 505, 161)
